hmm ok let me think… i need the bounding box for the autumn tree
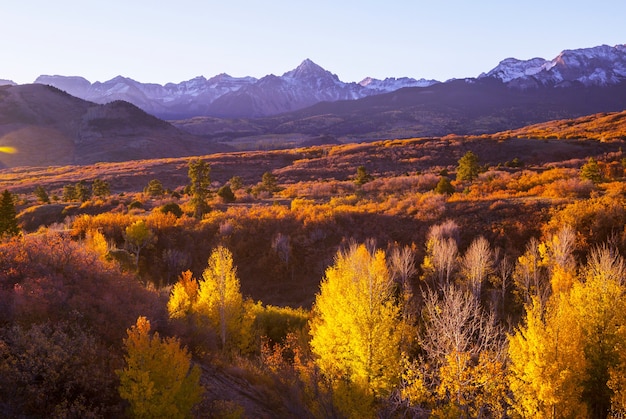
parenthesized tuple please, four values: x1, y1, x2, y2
(490, 249, 513, 319)
(508, 294, 588, 418)
(187, 158, 211, 218)
(195, 246, 244, 349)
(540, 225, 577, 294)
(513, 237, 547, 305)
(167, 270, 200, 320)
(117, 316, 202, 418)
(0, 189, 19, 238)
(459, 236, 493, 300)
(309, 244, 405, 409)
(420, 285, 507, 416)
(421, 220, 459, 287)
(456, 151, 480, 182)
(389, 244, 417, 317)
(569, 244, 626, 417)
(124, 220, 155, 269)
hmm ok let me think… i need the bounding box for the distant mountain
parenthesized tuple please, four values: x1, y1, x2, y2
(481, 44, 626, 88)
(0, 84, 220, 168)
(4, 44, 626, 157)
(172, 76, 626, 147)
(32, 59, 435, 119)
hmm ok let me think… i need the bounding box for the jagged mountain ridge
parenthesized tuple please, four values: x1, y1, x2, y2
(481, 44, 626, 88)
(32, 59, 438, 119)
(26, 44, 626, 119)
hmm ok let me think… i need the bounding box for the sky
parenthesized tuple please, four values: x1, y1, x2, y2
(2, 0, 625, 85)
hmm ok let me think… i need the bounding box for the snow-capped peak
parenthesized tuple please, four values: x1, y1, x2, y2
(359, 76, 438, 92)
(482, 44, 626, 87)
(282, 59, 341, 83)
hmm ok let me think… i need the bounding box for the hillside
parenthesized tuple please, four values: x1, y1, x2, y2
(173, 79, 626, 148)
(3, 108, 626, 417)
(500, 109, 626, 141)
(0, 84, 223, 168)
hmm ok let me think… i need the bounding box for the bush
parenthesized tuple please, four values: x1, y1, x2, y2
(160, 202, 183, 218)
(128, 200, 143, 210)
(217, 185, 236, 203)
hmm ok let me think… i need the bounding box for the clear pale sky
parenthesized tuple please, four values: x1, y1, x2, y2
(2, 0, 625, 85)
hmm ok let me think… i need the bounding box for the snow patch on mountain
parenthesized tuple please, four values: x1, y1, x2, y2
(359, 76, 438, 92)
(482, 44, 626, 87)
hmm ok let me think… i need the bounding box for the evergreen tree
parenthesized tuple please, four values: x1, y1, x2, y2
(217, 185, 236, 203)
(187, 159, 211, 218)
(229, 175, 243, 191)
(63, 184, 77, 202)
(434, 176, 455, 195)
(75, 181, 91, 202)
(92, 179, 111, 198)
(261, 171, 279, 192)
(456, 151, 480, 181)
(0, 189, 20, 237)
(34, 185, 50, 204)
(580, 157, 603, 183)
(144, 179, 165, 197)
(354, 165, 373, 185)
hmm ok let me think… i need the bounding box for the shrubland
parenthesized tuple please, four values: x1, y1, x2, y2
(2, 128, 626, 417)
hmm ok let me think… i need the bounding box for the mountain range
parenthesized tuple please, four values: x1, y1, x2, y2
(5, 44, 623, 120)
(1, 44, 626, 167)
(14, 60, 436, 120)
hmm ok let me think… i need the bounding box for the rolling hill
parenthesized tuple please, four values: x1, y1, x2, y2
(0, 84, 222, 168)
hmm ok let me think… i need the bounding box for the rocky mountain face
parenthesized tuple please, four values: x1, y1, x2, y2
(481, 44, 626, 88)
(0, 84, 220, 168)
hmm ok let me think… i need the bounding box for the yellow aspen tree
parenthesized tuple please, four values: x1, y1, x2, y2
(508, 295, 588, 418)
(513, 237, 548, 306)
(167, 270, 199, 319)
(124, 220, 155, 269)
(569, 244, 626, 417)
(539, 225, 577, 295)
(117, 316, 202, 419)
(608, 325, 626, 416)
(195, 246, 244, 350)
(309, 244, 404, 401)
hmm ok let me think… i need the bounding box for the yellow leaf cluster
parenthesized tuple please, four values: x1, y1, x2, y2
(309, 244, 403, 398)
(117, 316, 202, 419)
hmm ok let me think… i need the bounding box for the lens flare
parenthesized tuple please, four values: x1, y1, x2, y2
(0, 146, 17, 154)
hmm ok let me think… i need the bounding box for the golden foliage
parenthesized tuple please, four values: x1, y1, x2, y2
(309, 244, 404, 398)
(117, 316, 202, 418)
